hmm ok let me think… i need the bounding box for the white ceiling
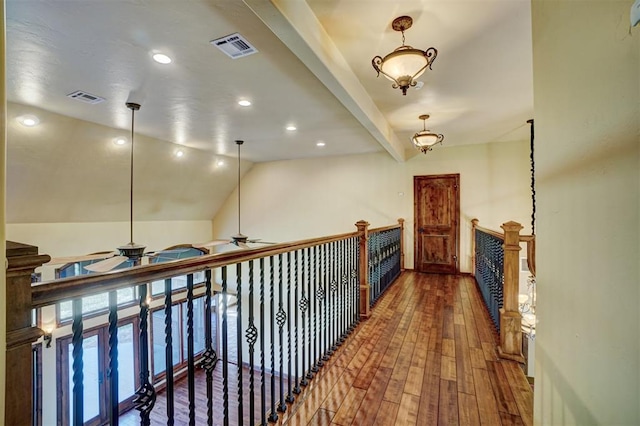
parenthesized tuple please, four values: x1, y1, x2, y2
(5, 0, 533, 223)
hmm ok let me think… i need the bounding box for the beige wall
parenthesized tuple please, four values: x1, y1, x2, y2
(532, 1, 640, 424)
(7, 220, 213, 280)
(213, 141, 532, 272)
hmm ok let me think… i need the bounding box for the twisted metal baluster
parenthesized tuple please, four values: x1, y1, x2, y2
(322, 243, 330, 361)
(285, 252, 295, 403)
(133, 283, 156, 426)
(259, 258, 266, 426)
(276, 254, 287, 413)
(299, 248, 309, 386)
(305, 247, 314, 380)
(354, 236, 361, 327)
(71, 298, 83, 426)
(108, 290, 119, 426)
(203, 270, 218, 426)
(268, 257, 278, 422)
(345, 239, 353, 335)
(221, 267, 229, 426)
(164, 278, 175, 426)
(311, 246, 319, 373)
(316, 245, 326, 366)
(236, 263, 244, 425)
(338, 239, 347, 344)
(186, 274, 196, 425)
(293, 250, 302, 394)
(330, 241, 338, 352)
(246, 261, 257, 426)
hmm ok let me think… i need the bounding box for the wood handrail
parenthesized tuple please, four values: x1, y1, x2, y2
(473, 223, 504, 240)
(369, 223, 401, 234)
(33, 230, 360, 309)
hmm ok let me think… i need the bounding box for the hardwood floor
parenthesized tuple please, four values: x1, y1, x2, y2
(120, 272, 533, 425)
(276, 272, 533, 425)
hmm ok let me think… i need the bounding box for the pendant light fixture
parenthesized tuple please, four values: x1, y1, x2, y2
(412, 114, 444, 154)
(372, 16, 438, 96)
(117, 102, 146, 261)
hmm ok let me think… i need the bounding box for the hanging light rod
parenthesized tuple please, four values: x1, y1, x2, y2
(412, 114, 444, 154)
(118, 101, 146, 261)
(372, 16, 438, 96)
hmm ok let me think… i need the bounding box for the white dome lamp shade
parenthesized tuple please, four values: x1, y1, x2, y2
(411, 114, 444, 154)
(372, 16, 438, 96)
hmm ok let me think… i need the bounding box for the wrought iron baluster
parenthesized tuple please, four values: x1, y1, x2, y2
(187, 274, 196, 425)
(268, 257, 278, 422)
(259, 258, 266, 426)
(305, 246, 314, 380)
(236, 263, 244, 425)
(276, 254, 287, 413)
(108, 291, 119, 426)
(339, 238, 347, 344)
(203, 270, 218, 426)
(293, 250, 302, 393)
(311, 245, 319, 373)
(285, 252, 295, 403)
(133, 283, 155, 426)
(71, 298, 83, 426)
(354, 236, 361, 327)
(318, 244, 327, 364)
(164, 278, 175, 425)
(330, 241, 338, 353)
(222, 266, 229, 426)
(299, 248, 309, 386)
(246, 261, 257, 426)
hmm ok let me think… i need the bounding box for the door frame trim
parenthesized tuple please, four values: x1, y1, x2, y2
(413, 173, 460, 274)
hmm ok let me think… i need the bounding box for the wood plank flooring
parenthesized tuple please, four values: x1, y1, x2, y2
(120, 272, 533, 425)
(277, 272, 533, 425)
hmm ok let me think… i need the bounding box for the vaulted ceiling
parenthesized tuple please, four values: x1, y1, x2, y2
(5, 0, 533, 223)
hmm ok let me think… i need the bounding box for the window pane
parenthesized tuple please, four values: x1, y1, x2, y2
(152, 306, 181, 376)
(67, 335, 100, 422)
(118, 323, 136, 402)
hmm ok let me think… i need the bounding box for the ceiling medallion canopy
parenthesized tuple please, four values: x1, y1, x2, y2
(412, 114, 444, 154)
(372, 16, 438, 96)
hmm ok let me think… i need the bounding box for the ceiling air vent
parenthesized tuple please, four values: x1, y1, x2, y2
(210, 33, 258, 59)
(66, 90, 105, 105)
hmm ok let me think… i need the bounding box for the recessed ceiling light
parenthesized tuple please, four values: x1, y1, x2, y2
(175, 150, 184, 158)
(216, 159, 225, 167)
(286, 125, 297, 131)
(18, 115, 39, 127)
(152, 53, 172, 64)
(238, 100, 251, 107)
(316, 141, 326, 147)
(114, 137, 127, 146)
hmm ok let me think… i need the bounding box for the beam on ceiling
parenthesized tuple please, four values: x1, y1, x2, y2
(244, 0, 407, 162)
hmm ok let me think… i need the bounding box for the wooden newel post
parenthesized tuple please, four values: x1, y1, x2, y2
(497, 222, 525, 363)
(471, 218, 479, 277)
(355, 220, 371, 320)
(397, 218, 405, 271)
(5, 241, 50, 425)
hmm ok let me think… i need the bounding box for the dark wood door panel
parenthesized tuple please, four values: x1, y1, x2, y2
(414, 174, 460, 274)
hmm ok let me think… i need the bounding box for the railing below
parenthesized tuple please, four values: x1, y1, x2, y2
(471, 219, 535, 364)
(6, 219, 405, 425)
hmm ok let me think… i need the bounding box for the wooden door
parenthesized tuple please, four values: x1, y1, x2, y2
(414, 174, 460, 274)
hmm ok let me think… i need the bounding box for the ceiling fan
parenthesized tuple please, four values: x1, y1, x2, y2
(46, 102, 189, 273)
(195, 140, 274, 251)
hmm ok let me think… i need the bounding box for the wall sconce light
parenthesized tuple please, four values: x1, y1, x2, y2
(372, 16, 438, 95)
(411, 114, 444, 154)
(42, 324, 55, 348)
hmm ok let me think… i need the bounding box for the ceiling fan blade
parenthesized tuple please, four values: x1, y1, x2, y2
(47, 252, 119, 266)
(247, 239, 276, 245)
(193, 239, 231, 249)
(84, 256, 130, 273)
(237, 242, 251, 249)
